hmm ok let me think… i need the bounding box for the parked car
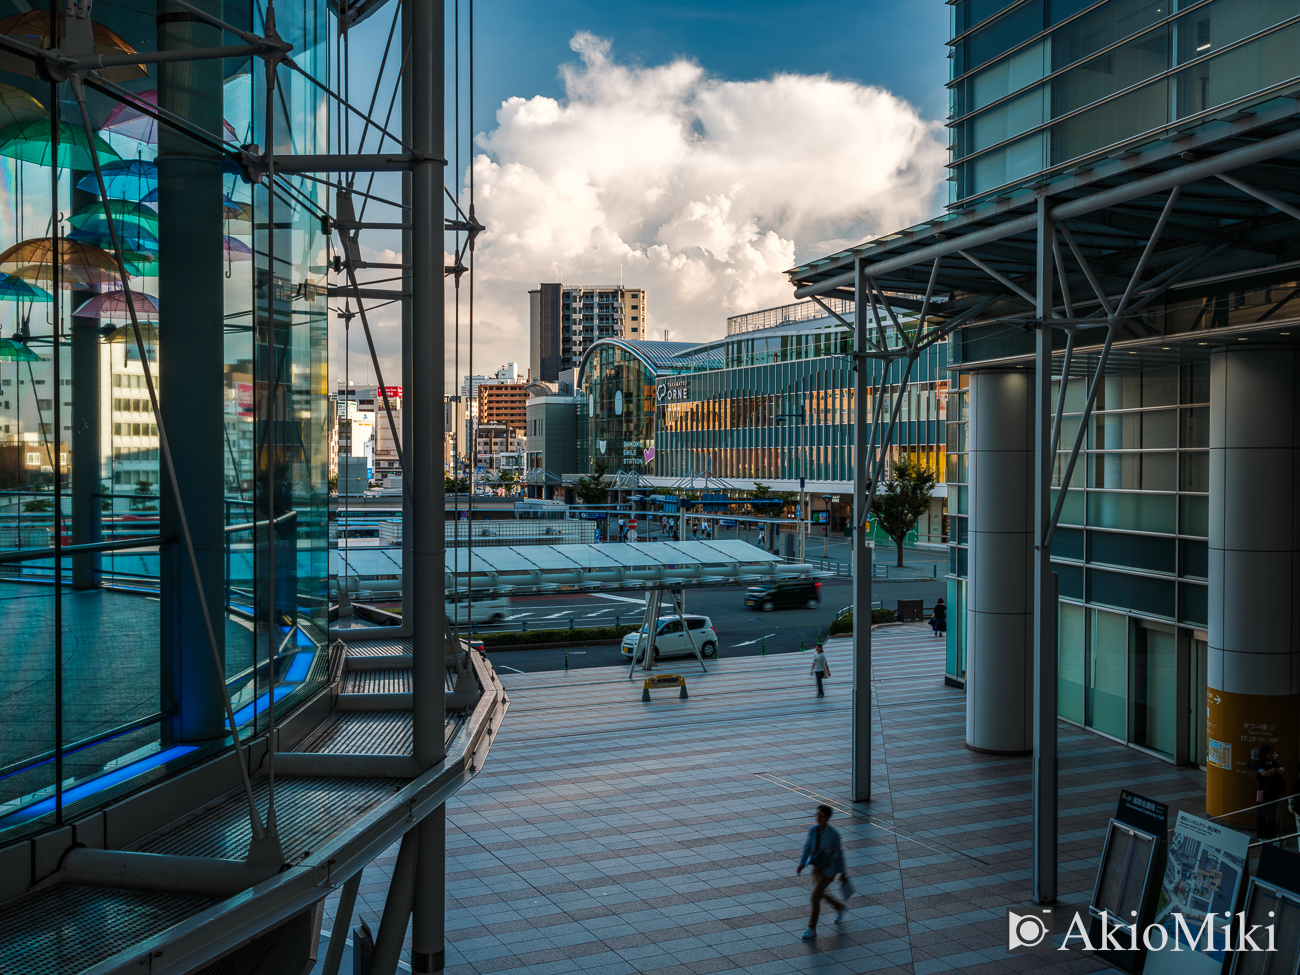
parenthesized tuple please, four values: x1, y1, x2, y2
(745, 579, 821, 612)
(621, 615, 718, 660)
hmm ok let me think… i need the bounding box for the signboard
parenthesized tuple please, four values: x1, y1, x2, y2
(641, 673, 687, 701)
(350, 412, 374, 456)
(1230, 845, 1300, 975)
(1145, 811, 1250, 975)
(236, 382, 254, 417)
(656, 376, 690, 403)
(381, 386, 403, 400)
(1086, 791, 1169, 972)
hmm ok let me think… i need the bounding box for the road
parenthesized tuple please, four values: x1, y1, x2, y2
(475, 577, 946, 673)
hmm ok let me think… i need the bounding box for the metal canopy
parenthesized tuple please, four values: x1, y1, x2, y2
(789, 109, 1300, 331)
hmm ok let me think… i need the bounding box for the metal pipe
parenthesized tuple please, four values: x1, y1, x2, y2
(0, 534, 164, 564)
(851, 257, 873, 803)
(59, 848, 278, 897)
(320, 870, 362, 975)
(412, 808, 446, 973)
(265, 153, 432, 172)
(1032, 198, 1059, 905)
(1116, 187, 1181, 316)
(370, 828, 418, 974)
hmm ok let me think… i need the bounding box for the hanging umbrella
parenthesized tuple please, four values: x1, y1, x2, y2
(104, 322, 159, 344)
(0, 238, 123, 288)
(0, 83, 46, 131)
(0, 120, 121, 170)
(0, 272, 51, 302)
(68, 200, 159, 237)
(0, 11, 146, 82)
(68, 226, 159, 254)
(73, 289, 159, 318)
(102, 90, 240, 145)
(75, 159, 156, 201)
(223, 200, 253, 222)
(0, 336, 39, 361)
(224, 236, 252, 261)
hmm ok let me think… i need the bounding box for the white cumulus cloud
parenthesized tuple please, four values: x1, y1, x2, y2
(452, 32, 946, 386)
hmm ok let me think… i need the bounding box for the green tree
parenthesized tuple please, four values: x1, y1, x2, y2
(871, 458, 937, 567)
(131, 480, 157, 511)
(328, 472, 338, 494)
(498, 469, 520, 492)
(573, 459, 610, 506)
(22, 496, 53, 513)
(444, 473, 469, 493)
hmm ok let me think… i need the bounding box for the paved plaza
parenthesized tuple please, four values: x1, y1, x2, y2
(314, 624, 1209, 974)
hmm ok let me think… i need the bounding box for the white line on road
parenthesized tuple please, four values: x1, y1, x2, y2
(502, 613, 533, 620)
(591, 592, 648, 605)
(537, 611, 569, 619)
(582, 609, 615, 617)
(495, 663, 525, 674)
(732, 633, 778, 647)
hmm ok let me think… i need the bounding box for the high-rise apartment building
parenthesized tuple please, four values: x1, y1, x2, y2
(478, 377, 528, 430)
(529, 283, 646, 381)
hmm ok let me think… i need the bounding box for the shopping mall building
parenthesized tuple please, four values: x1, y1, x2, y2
(573, 300, 951, 541)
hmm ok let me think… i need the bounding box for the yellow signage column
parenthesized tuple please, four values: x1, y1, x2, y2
(1206, 346, 1300, 821)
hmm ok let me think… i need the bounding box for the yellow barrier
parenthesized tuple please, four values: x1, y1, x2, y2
(642, 674, 688, 701)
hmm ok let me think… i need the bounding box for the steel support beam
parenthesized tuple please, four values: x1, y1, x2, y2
(851, 257, 873, 803)
(320, 870, 362, 975)
(1031, 196, 1058, 904)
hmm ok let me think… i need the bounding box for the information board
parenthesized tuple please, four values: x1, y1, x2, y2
(1145, 812, 1250, 975)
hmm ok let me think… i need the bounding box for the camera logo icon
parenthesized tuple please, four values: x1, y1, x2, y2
(1006, 907, 1054, 953)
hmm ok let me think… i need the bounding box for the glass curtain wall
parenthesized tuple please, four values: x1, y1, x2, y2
(949, 0, 1300, 202)
(0, 0, 329, 842)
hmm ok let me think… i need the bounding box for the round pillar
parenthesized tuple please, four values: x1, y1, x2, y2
(1206, 346, 1300, 819)
(965, 368, 1034, 754)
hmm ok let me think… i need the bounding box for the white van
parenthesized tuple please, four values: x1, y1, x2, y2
(621, 615, 718, 660)
(444, 594, 511, 624)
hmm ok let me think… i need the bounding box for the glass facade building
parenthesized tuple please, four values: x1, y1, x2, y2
(949, 0, 1300, 204)
(576, 311, 949, 497)
(0, 2, 331, 840)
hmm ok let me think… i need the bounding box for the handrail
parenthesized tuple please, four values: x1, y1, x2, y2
(224, 510, 299, 534)
(0, 535, 166, 564)
(0, 710, 174, 783)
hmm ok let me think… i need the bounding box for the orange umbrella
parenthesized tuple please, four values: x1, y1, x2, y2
(0, 83, 46, 130)
(0, 11, 146, 82)
(0, 238, 123, 289)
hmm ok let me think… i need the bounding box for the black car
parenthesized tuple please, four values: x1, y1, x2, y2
(745, 579, 821, 611)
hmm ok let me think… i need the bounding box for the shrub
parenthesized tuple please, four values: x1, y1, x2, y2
(480, 624, 640, 648)
(827, 607, 897, 636)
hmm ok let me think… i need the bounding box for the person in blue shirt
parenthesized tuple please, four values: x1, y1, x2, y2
(796, 804, 848, 939)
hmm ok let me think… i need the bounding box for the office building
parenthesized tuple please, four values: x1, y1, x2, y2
(788, 0, 1300, 828)
(529, 282, 647, 381)
(477, 370, 528, 430)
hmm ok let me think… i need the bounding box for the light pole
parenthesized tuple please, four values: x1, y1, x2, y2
(822, 493, 833, 558)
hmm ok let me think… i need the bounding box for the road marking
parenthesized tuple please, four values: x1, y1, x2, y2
(538, 611, 569, 619)
(732, 633, 777, 647)
(591, 592, 648, 605)
(502, 612, 533, 620)
(582, 609, 615, 617)
(495, 663, 525, 674)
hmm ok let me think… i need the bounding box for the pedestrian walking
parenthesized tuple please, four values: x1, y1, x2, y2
(797, 804, 848, 940)
(929, 598, 947, 638)
(758, 526, 767, 549)
(810, 644, 830, 697)
(1256, 744, 1287, 840)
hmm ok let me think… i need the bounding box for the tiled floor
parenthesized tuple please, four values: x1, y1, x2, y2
(313, 623, 1208, 974)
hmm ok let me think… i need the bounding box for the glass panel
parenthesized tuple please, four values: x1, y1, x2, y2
(1052, 487, 1085, 525)
(1087, 491, 1176, 533)
(1179, 582, 1208, 626)
(1088, 608, 1128, 738)
(970, 86, 1049, 152)
(1129, 619, 1177, 756)
(1180, 451, 1209, 492)
(1051, 0, 1173, 69)
(1089, 529, 1176, 573)
(1059, 602, 1086, 722)
(1087, 451, 1177, 491)
(1173, 20, 1300, 119)
(962, 0, 1046, 73)
(1092, 408, 1177, 450)
(1051, 27, 1170, 119)
(1188, 637, 1207, 767)
(968, 40, 1049, 112)
(970, 131, 1048, 194)
(1095, 828, 1157, 923)
(1050, 77, 1169, 165)
(1180, 494, 1209, 536)
(1091, 568, 1176, 617)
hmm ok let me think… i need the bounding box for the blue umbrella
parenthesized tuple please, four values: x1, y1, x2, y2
(68, 226, 159, 254)
(75, 159, 157, 201)
(0, 272, 51, 302)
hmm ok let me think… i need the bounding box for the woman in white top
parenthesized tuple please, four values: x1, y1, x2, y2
(810, 644, 830, 697)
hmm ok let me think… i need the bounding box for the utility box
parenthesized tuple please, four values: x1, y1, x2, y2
(780, 531, 796, 559)
(897, 598, 924, 621)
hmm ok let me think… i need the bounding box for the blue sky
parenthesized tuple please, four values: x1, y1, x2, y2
(453, 0, 952, 164)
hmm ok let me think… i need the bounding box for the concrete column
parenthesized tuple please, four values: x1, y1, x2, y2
(965, 367, 1034, 754)
(1206, 346, 1300, 819)
(156, 0, 227, 743)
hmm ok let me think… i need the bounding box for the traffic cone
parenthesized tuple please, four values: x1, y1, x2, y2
(641, 684, 650, 702)
(679, 681, 688, 700)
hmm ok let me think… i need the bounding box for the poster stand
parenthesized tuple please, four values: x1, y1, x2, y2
(1087, 790, 1168, 973)
(1227, 844, 1300, 975)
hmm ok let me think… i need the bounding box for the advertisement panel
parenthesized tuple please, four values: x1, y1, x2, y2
(351, 412, 374, 457)
(1145, 811, 1250, 975)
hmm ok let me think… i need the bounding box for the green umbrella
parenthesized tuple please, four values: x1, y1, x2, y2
(0, 272, 50, 302)
(0, 336, 39, 361)
(0, 120, 120, 170)
(68, 200, 160, 238)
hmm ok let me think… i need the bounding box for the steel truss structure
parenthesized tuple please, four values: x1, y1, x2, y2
(789, 110, 1300, 905)
(0, 0, 488, 973)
